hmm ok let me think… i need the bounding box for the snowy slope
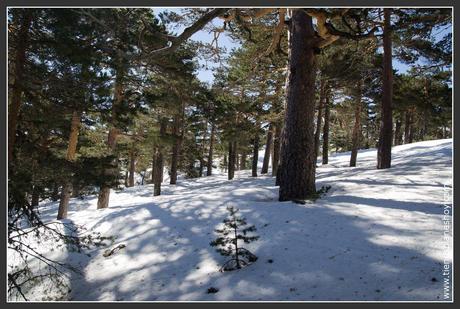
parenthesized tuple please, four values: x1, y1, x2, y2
(15, 139, 453, 301)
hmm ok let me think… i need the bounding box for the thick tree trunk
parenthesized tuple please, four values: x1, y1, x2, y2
(153, 119, 167, 196)
(272, 123, 282, 177)
(314, 79, 326, 162)
(377, 8, 393, 169)
(8, 10, 32, 161)
(278, 10, 317, 201)
(97, 61, 124, 209)
(206, 122, 215, 176)
(128, 148, 136, 187)
(57, 110, 81, 219)
(322, 92, 330, 165)
(350, 80, 363, 167)
(228, 141, 236, 180)
(261, 125, 273, 174)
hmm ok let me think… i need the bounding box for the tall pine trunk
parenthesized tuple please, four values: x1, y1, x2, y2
(279, 10, 317, 201)
(206, 122, 215, 176)
(170, 101, 185, 185)
(228, 141, 236, 180)
(8, 10, 32, 161)
(377, 8, 393, 169)
(241, 153, 247, 170)
(261, 125, 273, 174)
(153, 119, 167, 196)
(322, 92, 330, 165)
(272, 123, 282, 177)
(57, 110, 81, 219)
(350, 80, 363, 167)
(97, 59, 124, 209)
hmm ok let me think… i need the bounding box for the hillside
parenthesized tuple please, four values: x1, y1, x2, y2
(15, 139, 453, 301)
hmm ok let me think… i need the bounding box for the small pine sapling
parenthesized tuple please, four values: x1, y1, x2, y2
(210, 206, 259, 271)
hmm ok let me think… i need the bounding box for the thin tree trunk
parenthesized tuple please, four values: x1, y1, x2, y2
(124, 170, 129, 187)
(170, 100, 185, 184)
(57, 110, 81, 219)
(241, 152, 247, 170)
(350, 80, 363, 167)
(31, 185, 40, 207)
(394, 118, 402, 146)
(252, 130, 259, 177)
(8, 10, 32, 161)
(206, 122, 215, 176)
(272, 123, 282, 177)
(377, 8, 393, 169)
(97, 59, 124, 209)
(151, 151, 156, 183)
(261, 125, 273, 174)
(128, 148, 136, 187)
(228, 141, 236, 180)
(279, 10, 317, 201)
(322, 91, 330, 165)
(153, 119, 167, 196)
(314, 79, 326, 162)
(223, 154, 228, 173)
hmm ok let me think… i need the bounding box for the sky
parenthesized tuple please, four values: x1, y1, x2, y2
(153, 8, 451, 84)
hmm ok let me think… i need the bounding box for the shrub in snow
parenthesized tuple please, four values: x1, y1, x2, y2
(210, 206, 259, 271)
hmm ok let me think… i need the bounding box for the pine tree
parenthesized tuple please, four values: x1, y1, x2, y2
(210, 206, 259, 271)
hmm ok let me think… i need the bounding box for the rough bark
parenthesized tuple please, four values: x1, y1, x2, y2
(206, 122, 215, 176)
(8, 10, 32, 161)
(272, 123, 282, 177)
(350, 80, 363, 167)
(261, 125, 273, 174)
(153, 119, 167, 196)
(57, 110, 81, 219)
(322, 92, 330, 165)
(377, 8, 393, 169)
(278, 10, 317, 201)
(128, 148, 136, 187)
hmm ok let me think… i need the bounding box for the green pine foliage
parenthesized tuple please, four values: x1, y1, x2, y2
(210, 206, 259, 271)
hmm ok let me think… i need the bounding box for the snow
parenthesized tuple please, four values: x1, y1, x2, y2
(10, 139, 453, 301)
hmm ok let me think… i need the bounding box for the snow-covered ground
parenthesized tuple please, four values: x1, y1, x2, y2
(12, 139, 453, 301)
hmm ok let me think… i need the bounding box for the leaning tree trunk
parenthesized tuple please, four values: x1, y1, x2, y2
(206, 122, 215, 176)
(350, 80, 363, 167)
(153, 119, 167, 196)
(322, 91, 330, 165)
(314, 78, 326, 163)
(252, 126, 260, 177)
(128, 148, 136, 187)
(377, 8, 393, 169)
(97, 56, 125, 209)
(57, 110, 81, 219)
(272, 123, 282, 177)
(261, 125, 273, 174)
(278, 10, 317, 201)
(8, 10, 32, 161)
